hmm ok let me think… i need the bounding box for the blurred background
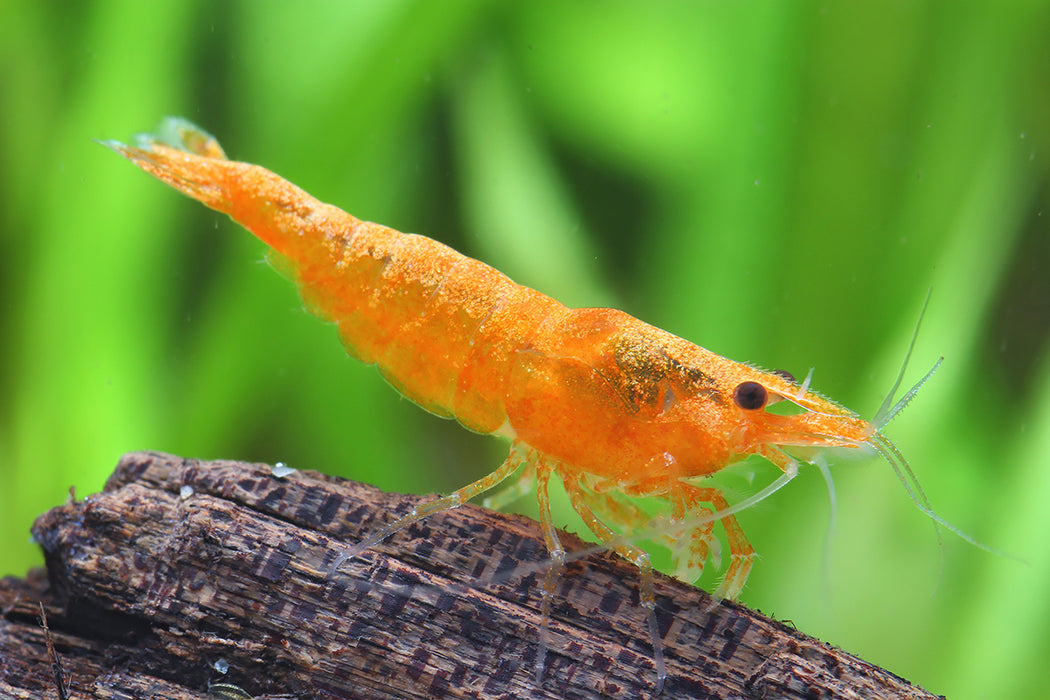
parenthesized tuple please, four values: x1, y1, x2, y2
(2, 1, 1048, 697)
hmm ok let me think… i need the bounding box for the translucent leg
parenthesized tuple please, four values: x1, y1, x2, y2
(584, 485, 678, 551)
(673, 484, 754, 600)
(482, 459, 536, 511)
(667, 493, 715, 584)
(578, 483, 702, 583)
(534, 460, 564, 685)
(328, 444, 527, 575)
(620, 477, 754, 600)
(562, 474, 667, 695)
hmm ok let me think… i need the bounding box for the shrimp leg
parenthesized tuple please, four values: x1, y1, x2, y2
(328, 445, 527, 575)
(482, 459, 537, 511)
(609, 474, 754, 600)
(669, 484, 755, 600)
(534, 459, 565, 685)
(561, 473, 668, 694)
(329, 444, 571, 688)
(581, 481, 718, 587)
(666, 494, 717, 584)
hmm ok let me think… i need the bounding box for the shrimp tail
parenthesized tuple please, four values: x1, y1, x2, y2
(147, 116, 227, 159)
(101, 118, 332, 263)
(99, 118, 236, 212)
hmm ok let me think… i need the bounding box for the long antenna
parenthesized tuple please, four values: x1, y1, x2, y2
(873, 288, 932, 428)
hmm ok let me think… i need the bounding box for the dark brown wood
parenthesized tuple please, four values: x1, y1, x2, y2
(38, 601, 69, 700)
(1, 451, 944, 699)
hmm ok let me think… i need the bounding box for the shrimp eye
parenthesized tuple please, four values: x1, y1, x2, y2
(734, 381, 768, 410)
(771, 369, 796, 383)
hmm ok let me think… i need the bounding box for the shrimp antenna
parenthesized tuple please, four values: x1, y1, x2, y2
(876, 356, 943, 430)
(863, 289, 940, 547)
(867, 433, 1020, 563)
(873, 289, 932, 429)
(860, 290, 1025, 580)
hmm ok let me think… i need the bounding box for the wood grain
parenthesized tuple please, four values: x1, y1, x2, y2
(0, 451, 943, 699)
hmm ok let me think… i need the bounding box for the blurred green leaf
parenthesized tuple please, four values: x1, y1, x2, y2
(2, 2, 1048, 698)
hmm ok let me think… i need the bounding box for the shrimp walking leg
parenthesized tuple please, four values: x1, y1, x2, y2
(534, 460, 565, 685)
(588, 483, 717, 584)
(613, 477, 754, 600)
(667, 496, 717, 583)
(482, 459, 536, 511)
(671, 485, 755, 600)
(328, 445, 527, 575)
(561, 473, 667, 693)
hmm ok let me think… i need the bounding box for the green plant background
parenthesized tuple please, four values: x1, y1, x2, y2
(2, 2, 1048, 698)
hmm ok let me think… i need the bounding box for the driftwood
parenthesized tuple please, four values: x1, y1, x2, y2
(0, 451, 944, 700)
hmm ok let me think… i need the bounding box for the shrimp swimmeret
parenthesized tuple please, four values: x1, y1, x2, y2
(106, 118, 951, 692)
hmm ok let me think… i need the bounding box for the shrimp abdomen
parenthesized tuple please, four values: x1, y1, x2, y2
(107, 123, 564, 434)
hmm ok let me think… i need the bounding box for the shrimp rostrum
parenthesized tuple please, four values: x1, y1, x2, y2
(106, 118, 946, 691)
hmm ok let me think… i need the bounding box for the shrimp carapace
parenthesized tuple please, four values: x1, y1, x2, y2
(106, 117, 938, 692)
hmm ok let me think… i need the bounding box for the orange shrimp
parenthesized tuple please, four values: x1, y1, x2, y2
(105, 118, 946, 692)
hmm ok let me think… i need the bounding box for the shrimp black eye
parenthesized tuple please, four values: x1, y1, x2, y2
(771, 369, 796, 383)
(734, 381, 768, 410)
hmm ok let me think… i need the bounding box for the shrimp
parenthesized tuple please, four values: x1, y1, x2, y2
(104, 118, 944, 693)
